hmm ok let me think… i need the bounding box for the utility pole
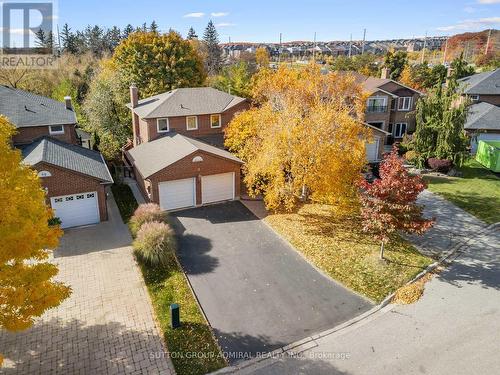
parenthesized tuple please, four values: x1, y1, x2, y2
(348, 33, 352, 57)
(464, 41, 470, 62)
(313, 31, 317, 62)
(421, 31, 427, 64)
(361, 28, 366, 54)
(443, 36, 448, 64)
(278, 32, 282, 64)
(228, 36, 231, 43)
(485, 28, 492, 55)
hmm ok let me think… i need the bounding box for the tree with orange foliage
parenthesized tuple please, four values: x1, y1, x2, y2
(359, 147, 434, 259)
(225, 64, 370, 212)
(0, 117, 71, 364)
(255, 47, 270, 69)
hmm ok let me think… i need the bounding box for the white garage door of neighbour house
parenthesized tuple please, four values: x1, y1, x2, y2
(158, 178, 196, 211)
(50, 192, 100, 229)
(366, 138, 380, 162)
(202, 172, 235, 204)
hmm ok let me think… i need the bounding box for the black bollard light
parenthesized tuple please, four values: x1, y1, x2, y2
(170, 303, 180, 329)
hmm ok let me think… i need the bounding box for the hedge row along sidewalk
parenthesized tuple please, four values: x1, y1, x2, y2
(112, 183, 226, 375)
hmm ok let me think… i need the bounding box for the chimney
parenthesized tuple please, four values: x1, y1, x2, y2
(64, 96, 73, 111)
(130, 85, 138, 108)
(380, 67, 390, 80)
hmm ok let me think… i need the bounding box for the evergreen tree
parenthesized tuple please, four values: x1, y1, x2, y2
(150, 20, 159, 33)
(123, 24, 134, 38)
(203, 20, 222, 75)
(34, 28, 46, 48)
(60, 23, 78, 54)
(451, 52, 475, 79)
(187, 27, 198, 40)
(383, 50, 408, 80)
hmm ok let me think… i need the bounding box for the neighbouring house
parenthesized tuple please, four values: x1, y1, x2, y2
(0, 86, 112, 228)
(354, 69, 422, 148)
(458, 69, 500, 153)
(125, 86, 249, 211)
(127, 86, 250, 148)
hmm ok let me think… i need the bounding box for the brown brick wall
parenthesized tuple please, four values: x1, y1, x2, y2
(145, 101, 250, 142)
(478, 95, 500, 106)
(145, 150, 241, 206)
(13, 124, 77, 145)
(33, 162, 108, 221)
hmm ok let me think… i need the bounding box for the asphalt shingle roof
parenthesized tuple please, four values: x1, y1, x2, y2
(0, 86, 77, 128)
(126, 133, 242, 178)
(458, 69, 500, 95)
(128, 87, 247, 119)
(465, 102, 500, 131)
(22, 137, 113, 183)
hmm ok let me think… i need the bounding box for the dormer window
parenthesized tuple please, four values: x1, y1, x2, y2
(49, 125, 64, 135)
(157, 118, 169, 133)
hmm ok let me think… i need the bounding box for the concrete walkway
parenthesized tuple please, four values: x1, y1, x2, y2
(226, 191, 500, 375)
(123, 177, 146, 204)
(0, 193, 173, 374)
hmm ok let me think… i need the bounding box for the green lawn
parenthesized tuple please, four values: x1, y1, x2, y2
(265, 204, 433, 303)
(425, 159, 500, 224)
(111, 184, 138, 222)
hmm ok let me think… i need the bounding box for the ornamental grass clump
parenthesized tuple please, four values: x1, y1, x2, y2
(129, 203, 167, 237)
(133, 221, 175, 266)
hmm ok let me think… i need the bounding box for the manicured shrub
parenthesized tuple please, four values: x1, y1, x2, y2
(129, 203, 167, 236)
(133, 221, 175, 266)
(404, 150, 418, 164)
(427, 158, 453, 173)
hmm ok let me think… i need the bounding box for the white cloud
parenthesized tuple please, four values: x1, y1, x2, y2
(215, 22, 236, 27)
(437, 16, 500, 31)
(477, 0, 500, 4)
(183, 12, 205, 18)
(211, 12, 229, 17)
(464, 6, 476, 13)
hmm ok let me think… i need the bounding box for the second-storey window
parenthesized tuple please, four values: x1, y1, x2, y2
(157, 118, 169, 133)
(366, 97, 387, 113)
(210, 114, 221, 128)
(49, 125, 64, 135)
(186, 116, 198, 130)
(398, 97, 412, 111)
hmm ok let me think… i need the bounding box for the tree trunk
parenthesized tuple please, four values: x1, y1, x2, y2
(380, 241, 385, 260)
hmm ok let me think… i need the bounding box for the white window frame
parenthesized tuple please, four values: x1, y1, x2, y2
(210, 114, 222, 128)
(470, 94, 479, 101)
(393, 123, 407, 138)
(157, 118, 169, 133)
(398, 97, 412, 111)
(49, 125, 64, 135)
(366, 96, 387, 109)
(186, 116, 198, 131)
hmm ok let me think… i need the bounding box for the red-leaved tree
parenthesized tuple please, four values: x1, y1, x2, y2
(359, 147, 435, 260)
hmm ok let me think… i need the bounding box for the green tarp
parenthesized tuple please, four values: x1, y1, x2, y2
(476, 140, 500, 173)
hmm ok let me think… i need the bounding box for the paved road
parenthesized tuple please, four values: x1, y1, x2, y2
(237, 191, 500, 375)
(171, 201, 372, 364)
(0, 193, 173, 375)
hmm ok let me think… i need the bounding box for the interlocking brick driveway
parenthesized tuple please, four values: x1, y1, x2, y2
(0, 194, 173, 375)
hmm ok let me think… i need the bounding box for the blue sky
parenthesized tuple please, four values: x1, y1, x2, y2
(2, 0, 500, 47)
(56, 0, 500, 42)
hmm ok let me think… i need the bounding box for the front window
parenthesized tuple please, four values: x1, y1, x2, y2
(366, 97, 387, 113)
(49, 125, 64, 135)
(393, 123, 407, 138)
(210, 114, 221, 128)
(398, 97, 412, 111)
(157, 118, 169, 133)
(470, 95, 479, 101)
(186, 116, 198, 131)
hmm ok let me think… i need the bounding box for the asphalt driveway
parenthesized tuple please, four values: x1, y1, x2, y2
(170, 201, 372, 363)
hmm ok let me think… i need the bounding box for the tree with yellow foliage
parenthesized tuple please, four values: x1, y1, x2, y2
(225, 64, 370, 212)
(0, 117, 70, 363)
(255, 47, 270, 69)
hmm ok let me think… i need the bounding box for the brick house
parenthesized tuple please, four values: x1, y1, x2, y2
(125, 87, 249, 211)
(0, 86, 112, 228)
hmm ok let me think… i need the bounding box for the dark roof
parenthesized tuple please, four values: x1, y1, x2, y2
(458, 69, 500, 95)
(128, 87, 247, 119)
(0, 86, 77, 128)
(126, 133, 242, 178)
(22, 137, 113, 183)
(465, 102, 500, 131)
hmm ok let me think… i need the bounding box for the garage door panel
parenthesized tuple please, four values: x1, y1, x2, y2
(366, 139, 379, 162)
(51, 191, 100, 229)
(159, 178, 195, 211)
(202, 172, 234, 204)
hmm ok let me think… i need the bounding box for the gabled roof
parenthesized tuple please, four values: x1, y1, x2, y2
(348, 72, 422, 96)
(21, 137, 113, 183)
(0, 86, 77, 128)
(458, 69, 500, 95)
(465, 102, 500, 131)
(127, 87, 247, 119)
(126, 133, 242, 178)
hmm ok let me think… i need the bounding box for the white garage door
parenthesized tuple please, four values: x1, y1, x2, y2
(366, 138, 380, 162)
(202, 172, 235, 204)
(471, 133, 500, 154)
(50, 191, 100, 229)
(159, 178, 195, 211)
